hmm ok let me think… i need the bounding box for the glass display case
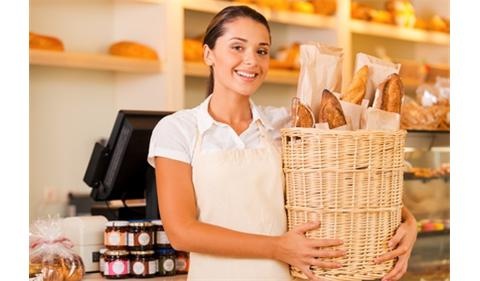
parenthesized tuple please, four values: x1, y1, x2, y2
(403, 131, 450, 281)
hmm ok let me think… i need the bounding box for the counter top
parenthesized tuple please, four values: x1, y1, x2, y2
(84, 273, 187, 281)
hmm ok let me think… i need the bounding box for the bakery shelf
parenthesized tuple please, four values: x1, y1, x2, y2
(404, 173, 450, 182)
(349, 19, 450, 46)
(185, 61, 299, 85)
(417, 229, 450, 238)
(182, 0, 336, 29)
(29, 49, 162, 73)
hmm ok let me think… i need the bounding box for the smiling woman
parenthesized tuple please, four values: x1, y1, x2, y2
(147, 6, 346, 281)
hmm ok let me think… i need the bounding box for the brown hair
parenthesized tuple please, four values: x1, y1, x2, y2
(203, 5, 271, 96)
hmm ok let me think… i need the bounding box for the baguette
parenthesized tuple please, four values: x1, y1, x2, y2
(381, 73, 404, 113)
(318, 89, 347, 129)
(291, 97, 315, 128)
(341, 65, 368, 104)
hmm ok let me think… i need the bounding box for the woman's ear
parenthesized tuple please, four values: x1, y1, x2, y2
(203, 44, 214, 67)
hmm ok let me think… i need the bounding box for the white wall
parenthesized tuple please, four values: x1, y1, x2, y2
(29, 66, 116, 221)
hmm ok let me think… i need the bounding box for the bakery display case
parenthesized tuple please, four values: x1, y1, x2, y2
(403, 130, 450, 280)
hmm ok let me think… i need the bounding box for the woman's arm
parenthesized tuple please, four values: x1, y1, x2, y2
(375, 206, 417, 281)
(154, 156, 346, 280)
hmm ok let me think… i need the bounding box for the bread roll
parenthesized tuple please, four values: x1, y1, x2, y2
(29, 32, 64, 51)
(291, 97, 315, 128)
(381, 73, 404, 113)
(342, 65, 369, 104)
(318, 89, 347, 129)
(312, 0, 336, 15)
(109, 41, 158, 60)
(183, 38, 203, 61)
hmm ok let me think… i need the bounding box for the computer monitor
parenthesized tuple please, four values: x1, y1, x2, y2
(83, 110, 172, 218)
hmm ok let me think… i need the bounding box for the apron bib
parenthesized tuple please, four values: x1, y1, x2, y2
(188, 121, 291, 281)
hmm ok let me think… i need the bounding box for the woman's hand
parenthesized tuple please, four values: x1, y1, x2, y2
(375, 208, 418, 281)
(273, 221, 346, 281)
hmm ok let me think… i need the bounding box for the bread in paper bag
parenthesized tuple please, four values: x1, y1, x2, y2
(354, 53, 401, 105)
(381, 73, 404, 113)
(296, 43, 343, 120)
(367, 73, 405, 130)
(291, 97, 315, 128)
(318, 89, 347, 129)
(341, 65, 369, 105)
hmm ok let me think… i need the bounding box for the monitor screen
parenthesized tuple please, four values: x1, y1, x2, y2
(84, 110, 172, 203)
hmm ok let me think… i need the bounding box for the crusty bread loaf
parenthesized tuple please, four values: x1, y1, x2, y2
(341, 65, 368, 105)
(183, 38, 203, 61)
(29, 32, 64, 51)
(291, 97, 315, 128)
(381, 73, 404, 113)
(319, 89, 347, 129)
(109, 41, 158, 60)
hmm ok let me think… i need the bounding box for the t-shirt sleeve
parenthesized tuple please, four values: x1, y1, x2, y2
(147, 113, 194, 167)
(257, 105, 291, 147)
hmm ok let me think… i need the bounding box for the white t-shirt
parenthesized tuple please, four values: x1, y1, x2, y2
(147, 95, 290, 167)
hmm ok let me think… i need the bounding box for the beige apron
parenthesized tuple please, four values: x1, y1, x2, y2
(188, 120, 291, 281)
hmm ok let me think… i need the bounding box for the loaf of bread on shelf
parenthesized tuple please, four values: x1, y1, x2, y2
(290, 1, 315, 14)
(311, 0, 336, 15)
(381, 73, 404, 113)
(351, 1, 372, 21)
(183, 38, 203, 61)
(341, 65, 368, 104)
(29, 32, 65, 51)
(291, 97, 315, 128)
(109, 41, 158, 60)
(318, 89, 347, 129)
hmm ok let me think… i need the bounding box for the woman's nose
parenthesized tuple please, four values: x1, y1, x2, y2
(243, 49, 258, 65)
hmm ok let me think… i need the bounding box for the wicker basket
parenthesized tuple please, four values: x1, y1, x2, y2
(281, 128, 406, 281)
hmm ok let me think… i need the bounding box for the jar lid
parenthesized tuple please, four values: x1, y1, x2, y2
(150, 220, 163, 226)
(130, 250, 155, 256)
(105, 250, 129, 256)
(105, 220, 129, 227)
(155, 248, 175, 255)
(129, 221, 153, 227)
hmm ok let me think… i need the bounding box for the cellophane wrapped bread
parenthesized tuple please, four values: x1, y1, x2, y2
(29, 217, 85, 281)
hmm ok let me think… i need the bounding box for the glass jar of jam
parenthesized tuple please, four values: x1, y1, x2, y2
(128, 221, 154, 251)
(156, 247, 176, 276)
(130, 250, 158, 278)
(175, 251, 190, 274)
(104, 221, 129, 250)
(104, 250, 130, 279)
(151, 220, 171, 248)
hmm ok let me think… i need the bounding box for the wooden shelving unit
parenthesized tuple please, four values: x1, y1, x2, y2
(350, 19, 450, 46)
(30, 49, 162, 73)
(184, 61, 298, 85)
(182, 0, 336, 29)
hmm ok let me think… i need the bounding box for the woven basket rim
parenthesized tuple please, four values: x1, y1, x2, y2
(281, 128, 407, 136)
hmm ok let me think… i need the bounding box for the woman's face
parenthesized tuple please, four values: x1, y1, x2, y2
(205, 17, 270, 98)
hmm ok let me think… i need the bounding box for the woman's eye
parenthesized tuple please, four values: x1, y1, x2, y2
(258, 49, 269, 56)
(232, 45, 243, 51)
